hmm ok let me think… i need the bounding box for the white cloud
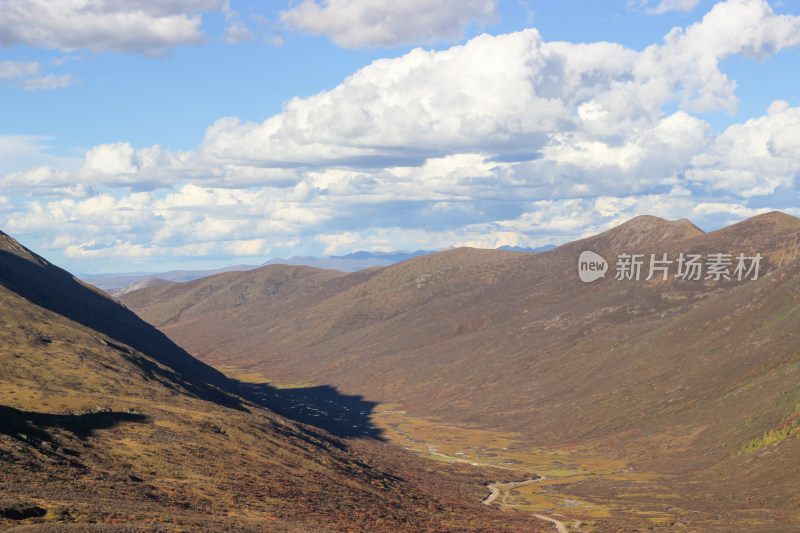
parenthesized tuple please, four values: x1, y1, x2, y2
(4, 0, 800, 271)
(315, 231, 361, 255)
(492, 194, 780, 240)
(0, 140, 307, 197)
(76, 142, 196, 189)
(0, 166, 91, 198)
(281, 0, 499, 48)
(204, 1, 800, 171)
(19, 73, 75, 91)
(252, 13, 286, 46)
(200, 30, 635, 166)
(687, 101, 800, 196)
(314, 226, 524, 255)
(64, 240, 215, 260)
(643, 0, 800, 113)
(2, 182, 333, 265)
(83, 143, 139, 175)
(222, 4, 253, 44)
(224, 21, 253, 43)
(1, 60, 75, 91)
(51, 54, 85, 66)
(0, 59, 40, 79)
(0, 0, 220, 55)
(2, 177, 793, 271)
(630, 0, 701, 15)
(310, 192, 788, 256)
(0, 135, 83, 176)
(530, 111, 711, 198)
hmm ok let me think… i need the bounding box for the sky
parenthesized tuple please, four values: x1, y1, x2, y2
(1, 0, 799, 274)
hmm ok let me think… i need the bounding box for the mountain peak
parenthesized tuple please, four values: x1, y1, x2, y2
(732, 210, 800, 229)
(580, 215, 705, 251)
(699, 211, 800, 253)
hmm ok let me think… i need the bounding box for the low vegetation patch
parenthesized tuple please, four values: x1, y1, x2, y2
(739, 404, 800, 455)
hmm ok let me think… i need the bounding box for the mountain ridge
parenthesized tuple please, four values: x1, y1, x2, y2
(0, 230, 544, 532)
(1, 230, 241, 408)
(120, 211, 800, 529)
(80, 246, 554, 291)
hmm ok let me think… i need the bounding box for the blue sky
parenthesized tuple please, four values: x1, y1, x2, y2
(1, 0, 799, 274)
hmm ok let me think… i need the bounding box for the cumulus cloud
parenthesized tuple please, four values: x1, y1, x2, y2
(200, 30, 637, 167)
(75, 142, 198, 190)
(0, 140, 306, 197)
(0, 166, 91, 198)
(204, 0, 800, 173)
(0, 0, 220, 55)
(2, 176, 792, 272)
(3, 183, 334, 265)
(281, 0, 499, 48)
(4, 0, 800, 271)
(645, 0, 800, 113)
(12, 0, 788, 201)
(687, 101, 800, 196)
(525, 111, 712, 199)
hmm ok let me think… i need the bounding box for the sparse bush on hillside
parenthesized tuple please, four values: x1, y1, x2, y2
(739, 405, 800, 455)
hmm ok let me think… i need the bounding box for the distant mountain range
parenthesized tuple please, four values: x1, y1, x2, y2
(80, 264, 262, 291)
(82, 245, 556, 291)
(261, 249, 434, 272)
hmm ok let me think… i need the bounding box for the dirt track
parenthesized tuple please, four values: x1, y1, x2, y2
(482, 476, 569, 532)
(481, 477, 539, 506)
(533, 513, 569, 533)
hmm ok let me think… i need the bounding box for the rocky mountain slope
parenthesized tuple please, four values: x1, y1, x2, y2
(122, 212, 800, 529)
(0, 230, 541, 532)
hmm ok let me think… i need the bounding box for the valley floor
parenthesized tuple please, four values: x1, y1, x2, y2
(221, 366, 800, 533)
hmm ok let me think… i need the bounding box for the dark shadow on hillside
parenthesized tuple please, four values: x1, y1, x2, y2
(0, 249, 245, 411)
(234, 381, 385, 440)
(0, 404, 148, 448)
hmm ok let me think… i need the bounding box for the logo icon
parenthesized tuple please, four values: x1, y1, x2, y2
(578, 251, 608, 282)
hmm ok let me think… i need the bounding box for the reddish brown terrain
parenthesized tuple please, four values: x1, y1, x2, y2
(0, 230, 546, 532)
(121, 212, 800, 530)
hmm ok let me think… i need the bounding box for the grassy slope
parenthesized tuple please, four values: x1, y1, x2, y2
(121, 212, 800, 528)
(0, 231, 543, 532)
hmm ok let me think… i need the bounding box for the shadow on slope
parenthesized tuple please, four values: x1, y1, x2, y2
(234, 381, 384, 440)
(0, 404, 148, 447)
(0, 248, 244, 411)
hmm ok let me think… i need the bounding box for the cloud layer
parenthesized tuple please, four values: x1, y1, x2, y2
(0, 0, 221, 55)
(2, 0, 800, 271)
(630, 0, 701, 15)
(280, 0, 499, 48)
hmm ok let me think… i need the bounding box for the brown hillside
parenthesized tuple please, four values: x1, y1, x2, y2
(573, 214, 705, 251)
(108, 277, 172, 298)
(0, 231, 542, 532)
(121, 212, 800, 529)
